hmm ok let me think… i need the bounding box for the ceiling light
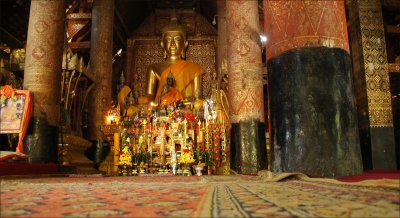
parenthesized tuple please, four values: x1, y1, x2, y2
(212, 15, 218, 25)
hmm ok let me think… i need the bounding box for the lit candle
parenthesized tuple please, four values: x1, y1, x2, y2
(198, 130, 203, 143)
(114, 133, 120, 153)
(113, 133, 120, 170)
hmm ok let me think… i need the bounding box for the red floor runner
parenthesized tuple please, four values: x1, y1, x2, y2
(337, 170, 400, 182)
(0, 162, 58, 176)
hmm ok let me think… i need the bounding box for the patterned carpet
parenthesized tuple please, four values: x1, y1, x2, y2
(0, 174, 399, 217)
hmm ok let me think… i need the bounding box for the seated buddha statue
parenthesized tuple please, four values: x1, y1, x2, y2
(139, 11, 204, 109)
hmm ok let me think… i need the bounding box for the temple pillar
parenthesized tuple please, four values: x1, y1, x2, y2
(226, 0, 267, 174)
(348, 0, 397, 170)
(215, 0, 230, 176)
(88, 0, 114, 141)
(264, 1, 363, 177)
(23, 0, 65, 163)
(216, 0, 227, 72)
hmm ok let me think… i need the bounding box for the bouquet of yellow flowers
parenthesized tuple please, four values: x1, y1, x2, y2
(180, 144, 195, 164)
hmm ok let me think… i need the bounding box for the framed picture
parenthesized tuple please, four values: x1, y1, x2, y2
(1, 91, 27, 133)
(0, 88, 32, 153)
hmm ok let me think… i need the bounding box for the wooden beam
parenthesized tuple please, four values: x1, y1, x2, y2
(67, 13, 92, 20)
(114, 7, 130, 36)
(0, 27, 24, 48)
(386, 25, 400, 35)
(68, 41, 91, 50)
(66, 0, 81, 13)
(389, 63, 400, 73)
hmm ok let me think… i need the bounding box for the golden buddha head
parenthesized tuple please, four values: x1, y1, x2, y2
(161, 11, 188, 59)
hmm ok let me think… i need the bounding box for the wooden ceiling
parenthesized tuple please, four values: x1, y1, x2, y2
(0, 0, 217, 54)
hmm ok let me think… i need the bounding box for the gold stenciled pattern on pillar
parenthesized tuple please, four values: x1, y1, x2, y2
(359, 2, 393, 128)
(227, 0, 264, 123)
(24, 0, 65, 125)
(229, 63, 264, 123)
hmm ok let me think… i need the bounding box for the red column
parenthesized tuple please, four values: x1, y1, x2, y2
(227, 0, 264, 123)
(226, 0, 267, 174)
(264, 0, 349, 61)
(24, 0, 65, 126)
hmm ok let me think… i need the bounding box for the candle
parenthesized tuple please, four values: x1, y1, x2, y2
(114, 133, 120, 155)
(113, 133, 120, 171)
(198, 130, 203, 143)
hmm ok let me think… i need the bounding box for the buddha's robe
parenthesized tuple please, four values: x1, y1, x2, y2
(155, 60, 203, 102)
(160, 86, 184, 107)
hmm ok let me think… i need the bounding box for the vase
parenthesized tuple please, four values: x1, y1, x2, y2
(208, 166, 212, 175)
(195, 166, 204, 176)
(182, 163, 194, 176)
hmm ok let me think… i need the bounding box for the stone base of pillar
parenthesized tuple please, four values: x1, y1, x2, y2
(23, 116, 58, 164)
(84, 139, 111, 170)
(370, 127, 397, 169)
(268, 47, 363, 178)
(230, 121, 268, 174)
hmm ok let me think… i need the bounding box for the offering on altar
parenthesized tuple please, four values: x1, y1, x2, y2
(119, 146, 132, 166)
(114, 79, 229, 176)
(181, 144, 195, 164)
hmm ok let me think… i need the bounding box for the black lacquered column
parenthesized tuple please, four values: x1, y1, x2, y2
(264, 1, 363, 177)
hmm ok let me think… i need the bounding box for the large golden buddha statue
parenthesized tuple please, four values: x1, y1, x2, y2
(140, 11, 203, 108)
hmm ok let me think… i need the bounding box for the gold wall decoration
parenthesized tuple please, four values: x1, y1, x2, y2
(127, 40, 164, 97)
(350, 0, 393, 128)
(126, 10, 217, 98)
(186, 40, 215, 98)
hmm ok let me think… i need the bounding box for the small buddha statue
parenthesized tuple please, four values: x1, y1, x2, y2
(159, 72, 184, 107)
(140, 10, 204, 109)
(125, 92, 139, 116)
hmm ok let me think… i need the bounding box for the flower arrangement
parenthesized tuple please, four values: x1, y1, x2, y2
(169, 109, 196, 123)
(131, 151, 151, 166)
(0, 85, 16, 108)
(181, 144, 195, 164)
(121, 110, 151, 128)
(194, 150, 214, 166)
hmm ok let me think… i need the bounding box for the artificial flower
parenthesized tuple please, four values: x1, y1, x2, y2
(1, 85, 14, 99)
